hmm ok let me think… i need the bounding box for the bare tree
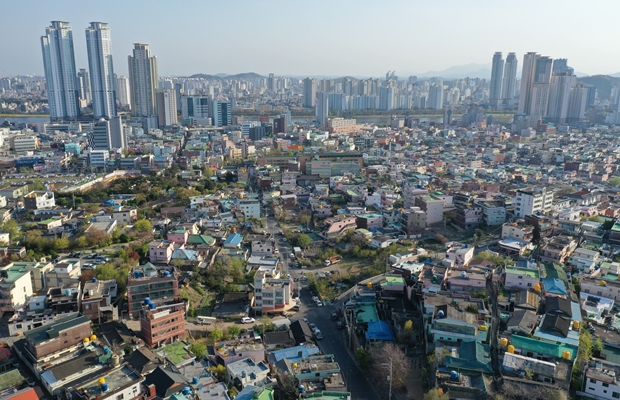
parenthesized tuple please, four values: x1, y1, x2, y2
(369, 342, 410, 390)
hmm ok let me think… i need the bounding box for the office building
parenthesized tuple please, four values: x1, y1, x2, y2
(89, 150, 110, 168)
(128, 43, 159, 119)
(156, 90, 177, 127)
(303, 77, 317, 108)
(41, 21, 81, 121)
(181, 95, 210, 125)
(249, 125, 266, 141)
(518, 52, 553, 127)
(316, 92, 329, 126)
(115, 75, 131, 109)
(86, 22, 117, 119)
(212, 98, 232, 127)
(547, 72, 576, 123)
(489, 52, 504, 108)
(501, 52, 518, 105)
(90, 116, 125, 150)
(77, 68, 91, 105)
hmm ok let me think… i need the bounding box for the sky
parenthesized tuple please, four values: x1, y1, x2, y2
(2, 0, 619, 78)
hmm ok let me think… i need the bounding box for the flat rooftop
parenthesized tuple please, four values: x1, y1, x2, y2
(505, 267, 540, 278)
(156, 341, 194, 366)
(24, 314, 91, 344)
(72, 366, 141, 399)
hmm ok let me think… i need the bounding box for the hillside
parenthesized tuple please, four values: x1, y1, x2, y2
(188, 72, 264, 80)
(577, 75, 620, 100)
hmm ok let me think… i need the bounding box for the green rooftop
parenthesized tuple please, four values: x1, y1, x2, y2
(505, 267, 539, 279)
(510, 334, 576, 361)
(611, 223, 620, 232)
(354, 302, 379, 324)
(24, 314, 91, 344)
(0, 369, 24, 391)
(156, 341, 194, 366)
(381, 276, 405, 287)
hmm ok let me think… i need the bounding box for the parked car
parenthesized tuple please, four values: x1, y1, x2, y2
(309, 323, 317, 332)
(337, 321, 344, 330)
(291, 306, 300, 312)
(331, 312, 338, 321)
(241, 317, 255, 324)
(316, 301, 323, 307)
(314, 330, 323, 340)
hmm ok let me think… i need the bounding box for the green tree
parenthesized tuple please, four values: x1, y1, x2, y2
(208, 364, 227, 381)
(210, 328, 224, 342)
(227, 326, 241, 338)
(189, 343, 206, 359)
(0, 219, 20, 240)
(134, 219, 153, 232)
(119, 233, 131, 243)
(403, 320, 414, 338)
(610, 177, 620, 187)
(298, 234, 312, 248)
(593, 338, 604, 354)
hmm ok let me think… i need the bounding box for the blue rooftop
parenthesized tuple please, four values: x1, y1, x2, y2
(541, 278, 567, 295)
(224, 233, 243, 246)
(271, 345, 321, 363)
(365, 320, 395, 342)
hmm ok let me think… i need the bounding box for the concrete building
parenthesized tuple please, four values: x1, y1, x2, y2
(415, 195, 444, 225)
(237, 198, 260, 219)
(181, 95, 210, 125)
(489, 52, 504, 108)
(514, 187, 552, 218)
(148, 240, 175, 264)
(253, 271, 293, 314)
(115, 75, 131, 109)
(41, 21, 80, 121)
(80, 278, 118, 322)
(23, 313, 91, 361)
(0, 264, 34, 312)
(139, 301, 185, 348)
(128, 43, 158, 119)
(86, 22, 117, 119)
(126, 265, 179, 317)
(315, 92, 329, 126)
(24, 191, 55, 210)
(156, 90, 177, 127)
(303, 77, 317, 108)
(583, 359, 620, 400)
(89, 149, 110, 169)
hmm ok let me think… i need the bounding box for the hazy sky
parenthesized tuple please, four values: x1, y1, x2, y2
(2, 0, 619, 78)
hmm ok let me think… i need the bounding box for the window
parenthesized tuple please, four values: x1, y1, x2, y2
(117, 394, 124, 400)
(604, 383, 610, 387)
(612, 392, 620, 398)
(84, 304, 92, 310)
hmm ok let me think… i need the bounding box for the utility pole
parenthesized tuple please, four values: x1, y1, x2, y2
(382, 357, 393, 400)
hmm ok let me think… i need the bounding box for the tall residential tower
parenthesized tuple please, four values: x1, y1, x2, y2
(128, 43, 159, 120)
(86, 22, 116, 119)
(501, 52, 518, 105)
(489, 52, 504, 108)
(41, 21, 80, 121)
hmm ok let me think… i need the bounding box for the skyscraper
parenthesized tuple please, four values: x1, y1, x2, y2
(303, 77, 317, 108)
(41, 21, 80, 121)
(316, 92, 329, 126)
(489, 52, 504, 108)
(156, 90, 178, 127)
(547, 72, 576, 123)
(552, 58, 570, 74)
(211, 98, 232, 127)
(77, 68, 91, 105)
(86, 22, 116, 119)
(128, 43, 159, 119)
(379, 86, 395, 110)
(501, 53, 518, 105)
(567, 84, 588, 122)
(115, 75, 131, 109)
(427, 84, 444, 110)
(518, 53, 552, 127)
(90, 116, 125, 150)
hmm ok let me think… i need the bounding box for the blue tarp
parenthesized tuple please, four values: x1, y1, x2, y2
(365, 320, 395, 342)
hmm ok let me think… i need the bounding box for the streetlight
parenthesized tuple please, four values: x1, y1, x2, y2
(381, 358, 393, 400)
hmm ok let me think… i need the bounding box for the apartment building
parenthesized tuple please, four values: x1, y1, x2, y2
(514, 187, 553, 218)
(476, 200, 507, 226)
(253, 271, 294, 314)
(45, 259, 82, 287)
(415, 195, 444, 225)
(323, 215, 357, 239)
(400, 207, 427, 236)
(126, 265, 180, 317)
(237, 198, 261, 219)
(80, 278, 118, 322)
(148, 240, 176, 264)
(0, 264, 34, 312)
(23, 191, 55, 210)
(539, 236, 578, 264)
(112, 206, 138, 224)
(139, 301, 186, 348)
(23, 313, 92, 361)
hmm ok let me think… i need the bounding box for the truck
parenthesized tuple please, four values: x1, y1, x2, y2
(324, 255, 342, 266)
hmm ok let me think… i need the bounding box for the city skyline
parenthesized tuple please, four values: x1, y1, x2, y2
(2, 0, 620, 78)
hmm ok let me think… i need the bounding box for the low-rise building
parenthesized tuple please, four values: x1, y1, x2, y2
(80, 278, 118, 322)
(23, 191, 55, 210)
(68, 364, 144, 400)
(148, 240, 175, 264)
(139, 301, 186, 348)
(227, 358, 274, 390)
(504, 267, 540, 290)
(126, 265, 180, 317)
(23, 313, 92, 362)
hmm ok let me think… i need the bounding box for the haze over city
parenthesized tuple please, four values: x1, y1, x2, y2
(2, 0, 620, 77)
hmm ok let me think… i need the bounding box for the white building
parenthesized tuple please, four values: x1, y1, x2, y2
(238, 198, 260, 219)
(253, 271, 293, 314)
(156, 89, 177, 127)
(86, 22, 117, 119)
(514, 187, 552, 218)
(0, 265, 34, 312)
(41, 21, 80, 121)
(89, 149, 110, 168)
(115, 75, 131, 109)
(583, 359, 620, 400)
(91, 116, 125, 150)
(128, 43, 158, 118)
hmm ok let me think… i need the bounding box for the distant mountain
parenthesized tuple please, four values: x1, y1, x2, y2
(187, 72, 264, 80)
(610, 72, 620, 78)
(577, 75, 620, 100)
(412, 63, 492, 79)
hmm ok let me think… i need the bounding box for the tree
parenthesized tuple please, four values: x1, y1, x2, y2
(403, 320, 414, 338)
(134, 219, 153, 232)
(423, 389, 449, 400)
(209, 328, 224, 342)
(369, 343, 410, 390)
(119, 233, 131, 243)
(225, 171, 234, 183)
(227, 326, 241, 338)
(85, 229, 109, 247)
(189, 342, 206, 359)
(208, 364, 227, 381)
(0, 219, 20, 240)
(298, 234, 312, 248)
(593, 338, 604, 354)
(610, 177, 620, 187)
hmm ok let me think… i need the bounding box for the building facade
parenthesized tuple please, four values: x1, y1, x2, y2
(86, 22, 117, 119)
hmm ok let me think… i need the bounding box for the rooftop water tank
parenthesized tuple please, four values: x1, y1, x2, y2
(90, 334, 97, 341)
(183, 387, 191, 395)
(98, 378, 106, 385)
(461, 271, 467, 279)
(101, 383, 108, 392)
(507, 345, 515, 354)
(450, 371, 459, 381)
(144, 298, 150, 305)
(192, 377, 199, 385)
(164, 271, 171, 277)
(149, 302, 156, 310)
(65, 289, 72, 297)
(437, 310, 445, 319)
(92, 278, 97, 283)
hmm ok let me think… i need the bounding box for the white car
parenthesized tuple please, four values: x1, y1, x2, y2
(241, 317, 255, 324)
(316, 302, 323, 307)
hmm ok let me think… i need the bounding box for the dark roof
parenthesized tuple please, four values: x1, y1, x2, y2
(24, 313, 90, 344)
(507, 309, 538, 333)
(99, 322, 125, 347)
(540, 315, 570, 337)
(143, 366, 187, 398)
(125, 347, 162, 374)
(545, 296, 572, 318)
(222, 292, 250, 303)
(48, 351, 101, 381)
(263, 330, 295, 346)
(289, 320, 314, 345)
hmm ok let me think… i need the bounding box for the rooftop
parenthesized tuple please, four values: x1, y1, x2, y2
(72, 366, 141, 400)
(156, 341, 195, 366)
(24, 313, 91, 344)
(505, 267, 540, 279)
(215, 338, 264, 358)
